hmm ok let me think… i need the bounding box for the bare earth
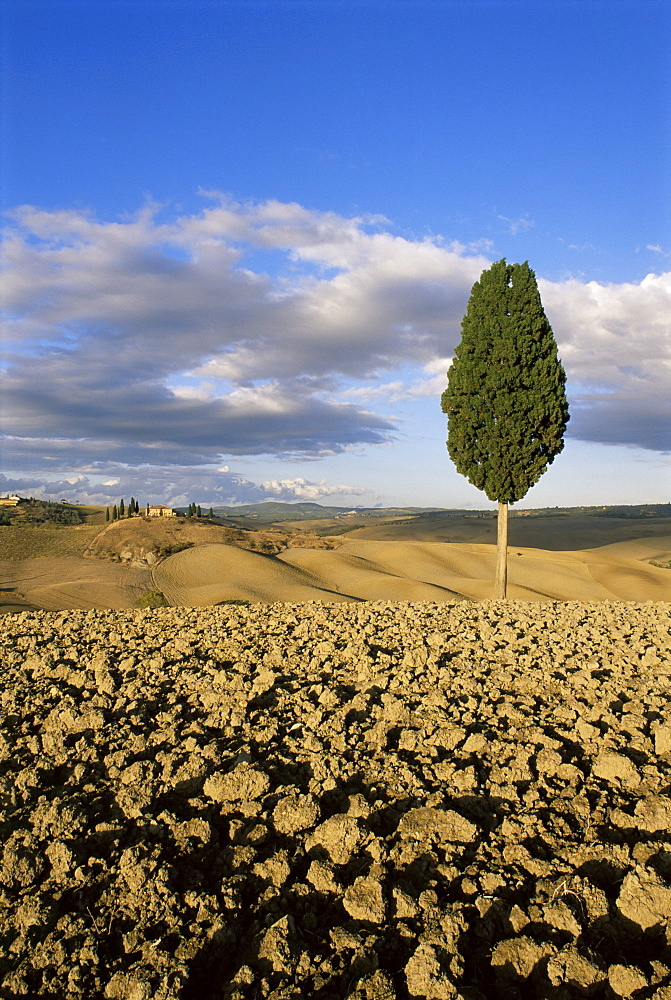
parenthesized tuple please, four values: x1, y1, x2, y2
(1, 600, 670, 999)
(154, 535, 671, 605)
(0, 556, 154, 612)
(1, 514, 670, 610)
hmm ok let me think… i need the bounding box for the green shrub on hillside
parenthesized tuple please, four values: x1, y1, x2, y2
(157, 542, 194, 557)
(9, 500, 83, 525)
(135, 590, 169, 608)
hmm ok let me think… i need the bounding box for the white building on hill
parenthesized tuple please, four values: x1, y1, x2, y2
(147, 504, 176, 517)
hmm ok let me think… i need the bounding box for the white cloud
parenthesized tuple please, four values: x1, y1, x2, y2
(496, 213, 535, 236)
(342, 358, 454, 403)
(405, 358, 455, 398)
(259, 478, 372, 502)
(0, 469, 373, 508)
(539, 272, 671, 451)
(646, 244, 670, 257)
(567, 243, 602, 254)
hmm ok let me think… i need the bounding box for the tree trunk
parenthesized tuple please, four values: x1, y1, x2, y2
(494, 501, 508, 599)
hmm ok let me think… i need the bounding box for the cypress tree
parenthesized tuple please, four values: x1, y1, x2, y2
(112, 505, 118, 521)
(105, 507, 110, 522)
(130, 496, 136, 516)
(119, 498, 125, 518)
(441, 259, 569, 598)
(197, 505, 202, 518)
(209, 507, 214, 519)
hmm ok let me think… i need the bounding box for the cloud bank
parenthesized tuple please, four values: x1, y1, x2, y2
(2, 197, 668, 503)
(0, 470, 376, 511)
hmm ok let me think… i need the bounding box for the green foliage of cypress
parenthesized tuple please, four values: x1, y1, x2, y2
(112, 505, 118, 520)
(105, 507, 110, 522)
(119, 498, 125, 517)
(441, 259, 569, 504)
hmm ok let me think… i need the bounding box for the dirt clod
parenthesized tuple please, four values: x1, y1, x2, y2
(617, 867, 671, 932)
(608, 964, 649, 997)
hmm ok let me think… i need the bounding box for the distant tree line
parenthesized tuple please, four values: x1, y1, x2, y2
(104, 499, 216, 521)
(187, 503, 214, 519)
(106, 497, 141, 521)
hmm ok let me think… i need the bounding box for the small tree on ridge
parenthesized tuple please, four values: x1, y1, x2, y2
(441, 259, 569, 598)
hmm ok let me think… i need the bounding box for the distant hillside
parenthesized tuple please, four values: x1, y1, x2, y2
(209, 501, 452, 522)
(0, 499, 107, 526)
(509, 503, 671, 520)
(209, 500, 671, 524)
(0, 498, 84, 526)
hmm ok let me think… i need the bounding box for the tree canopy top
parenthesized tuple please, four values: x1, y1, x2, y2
(441, 259, 569, 505)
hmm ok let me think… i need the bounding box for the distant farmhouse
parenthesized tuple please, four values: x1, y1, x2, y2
(147, 504, 176, 518)
(0, 496, 21, 507)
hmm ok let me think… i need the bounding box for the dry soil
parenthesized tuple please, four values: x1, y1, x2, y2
(2, 516, 670, 611)
(154, 536, 671, 606)
(1, 600, 670, 999)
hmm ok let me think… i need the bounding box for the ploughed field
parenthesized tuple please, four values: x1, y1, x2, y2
(1, 600, 670, 1000)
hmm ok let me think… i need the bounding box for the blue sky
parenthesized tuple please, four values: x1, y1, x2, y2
(1, 0, 669, 509)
